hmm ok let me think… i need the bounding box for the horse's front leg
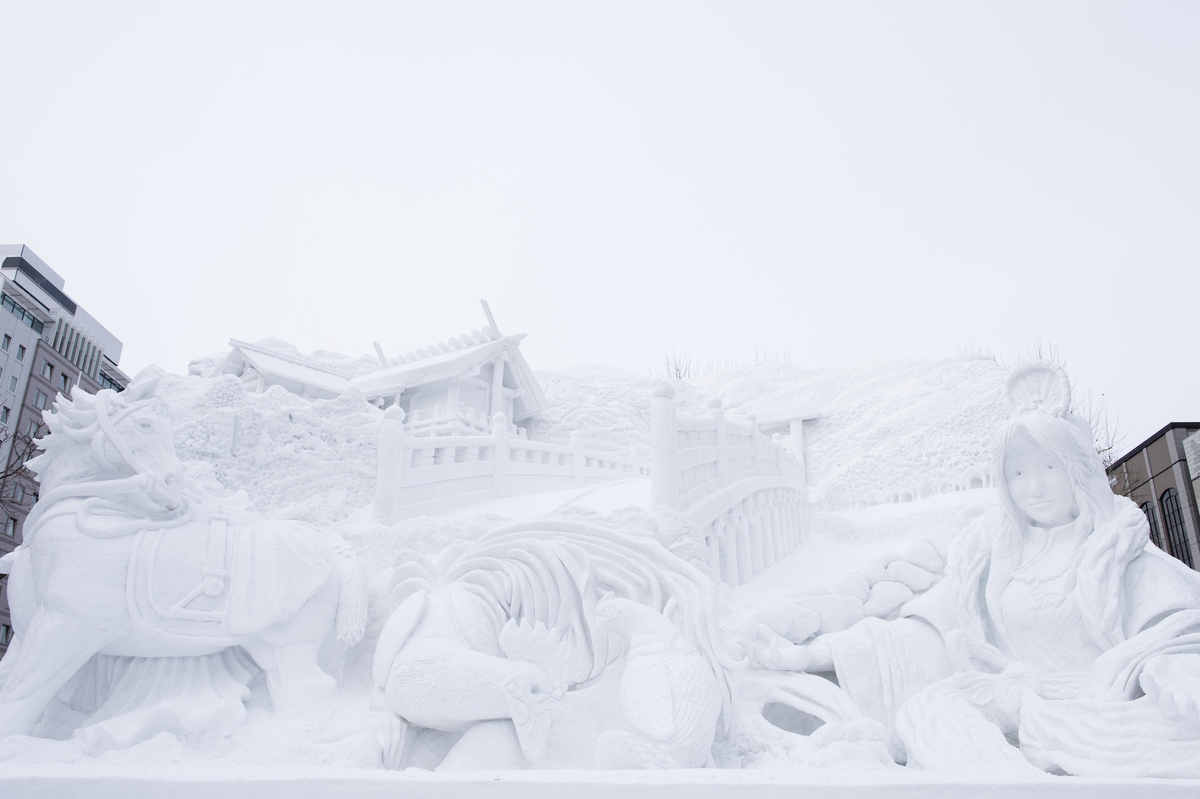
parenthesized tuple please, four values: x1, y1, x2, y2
(0, 605, 112, 741)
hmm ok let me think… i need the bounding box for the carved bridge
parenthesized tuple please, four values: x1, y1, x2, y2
(373, 407, 648, 523)
(373, 383, 813, 587)
(649, 384, 811, 587)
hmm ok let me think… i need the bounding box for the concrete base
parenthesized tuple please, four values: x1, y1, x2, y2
(2, 768, 1199, 799)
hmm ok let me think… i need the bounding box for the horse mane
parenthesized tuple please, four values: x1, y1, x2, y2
(388, 520, 743, 733)
(27, 380, 162, 480)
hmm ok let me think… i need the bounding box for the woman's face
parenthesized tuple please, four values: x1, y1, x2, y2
(1004, 432, 1079, 529)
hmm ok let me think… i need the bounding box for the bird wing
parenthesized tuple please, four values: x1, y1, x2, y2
(620, 656, 676, 741)
(665, 655, 721, 743)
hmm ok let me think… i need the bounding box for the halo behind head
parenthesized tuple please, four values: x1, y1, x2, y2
(1006, 360, 1071, 418)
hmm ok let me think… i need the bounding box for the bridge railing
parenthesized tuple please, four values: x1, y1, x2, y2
(374, 407, 648, 523)
(650, 383, 809, 586)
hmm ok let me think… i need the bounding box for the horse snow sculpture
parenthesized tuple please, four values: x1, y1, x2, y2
(0, 381, 366, 744)
(371, 520, 741, 769)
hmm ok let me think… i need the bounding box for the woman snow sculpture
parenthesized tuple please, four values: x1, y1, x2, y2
(0, 382, 367, 746)
(756, 362, 1200, 777)
(371, 520, 739, 769)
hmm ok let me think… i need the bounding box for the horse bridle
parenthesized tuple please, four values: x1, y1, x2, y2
(92, 388, 179, 509)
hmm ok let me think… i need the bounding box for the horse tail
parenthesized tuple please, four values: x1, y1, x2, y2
(330, 538, 367, 646)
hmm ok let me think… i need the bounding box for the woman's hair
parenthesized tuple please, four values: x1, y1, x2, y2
(980, 411, 1139, 649)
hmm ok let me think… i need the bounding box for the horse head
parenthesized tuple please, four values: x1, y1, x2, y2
(31, 378, 184, 511)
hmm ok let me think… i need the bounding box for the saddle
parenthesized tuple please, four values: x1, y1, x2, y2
(128, 503, 332, 640)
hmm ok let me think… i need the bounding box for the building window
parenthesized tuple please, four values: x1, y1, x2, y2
(59, 374, 71, 394)
(99, 370, 124, 392)
(1142, 501, 1164, 550)
(0, 407, 8, 424)
(34, 390, 47, 410)
(12, 483, 24, 503)
(0, 624, 11, 645)
(41, 362, 52, 379)
(16, 345, 25, 362)
(1, 293, 44, 334)
(25, 418, 38, 437)
(1, 335, 8, 352)
(1161, 487, 1193, 568)
(7, 376, 16, 393)
(2, 517, 14, 538)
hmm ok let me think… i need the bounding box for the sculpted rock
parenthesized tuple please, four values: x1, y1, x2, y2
(901, 540, 945, 575)
(862, 581, 913, 618)
(884, 561, 934, 593)
(794, 595, 864, 635)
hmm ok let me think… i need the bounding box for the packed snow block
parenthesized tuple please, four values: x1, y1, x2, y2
(828, 574, 869, 602)
(884, 561, 934, 592)
(794, 595, 864, 634)
(862, 581, 913, 618)
(901, 540, 944, 574)
(858, 563, 887, 587)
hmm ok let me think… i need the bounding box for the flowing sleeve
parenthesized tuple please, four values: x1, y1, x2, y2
(825, 615, 951, 736)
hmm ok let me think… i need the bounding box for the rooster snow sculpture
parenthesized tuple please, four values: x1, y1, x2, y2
(592, 595, 721, 769)
(0, 382, 367, 746)
(370, 520, 740, 769)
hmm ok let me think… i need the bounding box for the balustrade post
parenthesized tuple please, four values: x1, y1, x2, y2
(650, 383, 679, 509)
(492, 412, 509, 494)
(782, 491, 792, 554)
(571, 430, 587, 487)
(709, 398, 728, 487)
(737, 508, 755, 584)
(789, 419, 806, 485)
(718, 516, 739, 587)
(706, 526, 721, 578)
(758, 493, 777, 568)
(374, 406, 406, 525)
(774, 493, 788, 557)
(746, 499, 765, 575)
(748, 413, 761, 475)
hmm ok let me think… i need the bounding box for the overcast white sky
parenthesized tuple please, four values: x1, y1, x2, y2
(1, 2, 1196, 456)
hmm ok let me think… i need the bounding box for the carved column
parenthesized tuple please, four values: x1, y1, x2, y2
(492, 412, 509, 493)
(650, 383, 679, 509)
(374, 406, 406, 525)
(718, 515, 739, 587)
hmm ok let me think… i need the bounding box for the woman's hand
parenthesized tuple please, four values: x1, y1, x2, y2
(751, 626, 834, 672)
(1141, 653, 1200, 720)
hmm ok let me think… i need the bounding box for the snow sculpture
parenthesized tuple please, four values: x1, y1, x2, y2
(592, 595, 721, 769)
(370, 520, 739, 769)
(753, 361, 1200, 777)
(0, 381, 367, 745)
